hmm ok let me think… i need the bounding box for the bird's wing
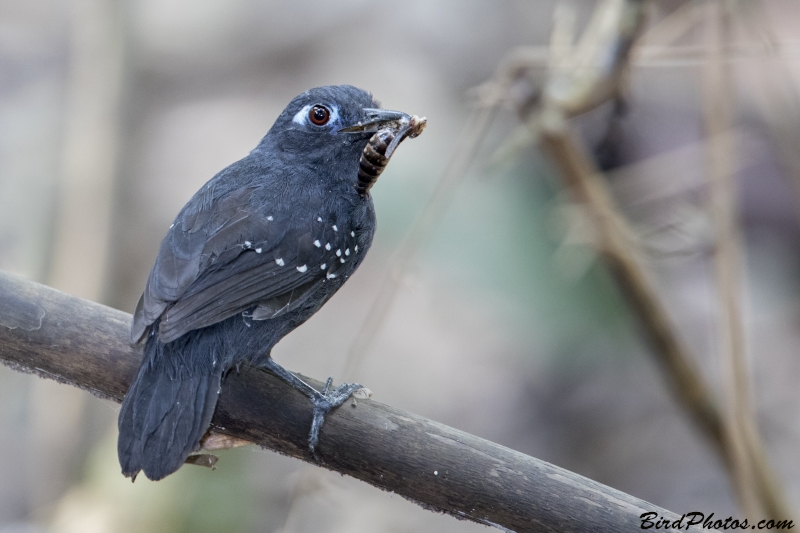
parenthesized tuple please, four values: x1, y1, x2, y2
(131, 183, 354, 344)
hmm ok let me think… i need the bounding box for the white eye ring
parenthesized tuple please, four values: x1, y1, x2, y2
(293, 104, 340, 126)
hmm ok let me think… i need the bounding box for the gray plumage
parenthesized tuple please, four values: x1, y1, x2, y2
(118, 85, 408, 481)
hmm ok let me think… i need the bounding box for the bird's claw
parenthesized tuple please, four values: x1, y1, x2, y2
(308, 378, 362, 456)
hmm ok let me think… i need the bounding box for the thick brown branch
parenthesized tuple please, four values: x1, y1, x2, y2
(0, 270, 694, 532)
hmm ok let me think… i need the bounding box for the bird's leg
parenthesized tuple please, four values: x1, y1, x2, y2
(258, 358, 361, 455)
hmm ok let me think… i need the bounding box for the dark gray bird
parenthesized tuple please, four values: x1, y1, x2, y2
(118, 85, 420, 481)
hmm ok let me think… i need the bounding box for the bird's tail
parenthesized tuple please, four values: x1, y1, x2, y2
(118, 327, 224, 481)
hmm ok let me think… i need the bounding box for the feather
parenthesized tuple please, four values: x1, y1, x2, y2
(133, 182, 354, 343)
(118, 323, 224, 480)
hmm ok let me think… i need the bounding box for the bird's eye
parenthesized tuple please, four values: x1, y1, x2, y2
(309, 105, 330, 126)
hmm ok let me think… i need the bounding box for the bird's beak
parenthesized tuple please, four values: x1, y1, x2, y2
(338, 108, 410, 133)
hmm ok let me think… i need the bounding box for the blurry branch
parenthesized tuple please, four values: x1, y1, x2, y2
(0, 271, 691, 533)
(702, 2, 757, 516)
(544, 0, 647, 117)
(703, 0, 753, 514)
(702, 3, 791, 520)
(480, 0, 791, 519)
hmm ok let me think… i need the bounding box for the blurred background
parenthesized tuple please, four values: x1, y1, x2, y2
(1, 0, 800, 531)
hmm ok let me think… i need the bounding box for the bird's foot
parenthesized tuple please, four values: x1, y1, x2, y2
(308, 377, 362, 456)
(256, 359, 361, 457)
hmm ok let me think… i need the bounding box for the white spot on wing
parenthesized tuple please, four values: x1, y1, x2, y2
(244, 241, 251, 247)
(275, 258, 285, 266)
(267, 216, 273, 221)
(296, 265, 307, 272)
(326, 272, 336, 279)
(336, 249, 342, 257)
(321, 263, 327, 270)
(332, 225, 338, 232)
(256, 248, 262, 253)
(325, 243, 331, 250)
(350, 231, 355, 237)
(345, 248, 350, 256)
(313, 240, 321, 247)
(317, 217, 322, 222)
(355, 245, 358, 251)
(340, 257, 345, 263)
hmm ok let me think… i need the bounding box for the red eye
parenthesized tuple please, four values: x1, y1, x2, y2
(309, 105, 330, 126)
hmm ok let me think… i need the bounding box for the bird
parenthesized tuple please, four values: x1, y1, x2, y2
(118, 85, 423, 481)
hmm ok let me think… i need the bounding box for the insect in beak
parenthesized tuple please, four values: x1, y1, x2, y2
(354, 114, 426, 197)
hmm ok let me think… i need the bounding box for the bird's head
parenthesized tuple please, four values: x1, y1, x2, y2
(259, 85, 416, 169)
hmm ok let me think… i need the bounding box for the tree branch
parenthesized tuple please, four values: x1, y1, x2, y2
(0, 270, 694, 532)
